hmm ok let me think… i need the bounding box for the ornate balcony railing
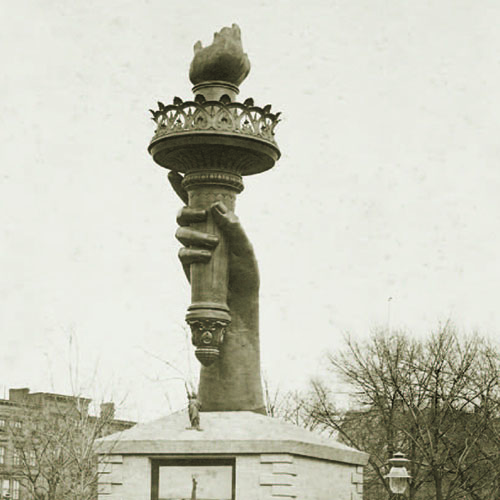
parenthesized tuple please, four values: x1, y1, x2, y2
(149, 95, 281, 147)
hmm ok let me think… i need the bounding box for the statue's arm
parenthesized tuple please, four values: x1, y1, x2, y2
(171, 173, 264, 413)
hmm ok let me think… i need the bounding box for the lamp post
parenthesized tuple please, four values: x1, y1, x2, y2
(385, 452, 411, 497)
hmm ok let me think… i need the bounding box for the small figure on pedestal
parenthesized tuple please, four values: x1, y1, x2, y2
(190, 475, 198, 500)
(186, 384, 202, 430)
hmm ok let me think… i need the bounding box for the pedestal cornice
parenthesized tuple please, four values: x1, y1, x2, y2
(95, 410, 369, 466)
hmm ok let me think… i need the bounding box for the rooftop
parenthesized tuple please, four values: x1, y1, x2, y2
(96, 409, 368, 466)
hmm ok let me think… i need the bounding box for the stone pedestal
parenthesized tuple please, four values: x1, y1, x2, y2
(96, 411, 368, 500)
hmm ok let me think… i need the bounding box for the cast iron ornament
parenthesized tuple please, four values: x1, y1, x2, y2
(149, 95, 280, 149)
(188, 318, 228, 366)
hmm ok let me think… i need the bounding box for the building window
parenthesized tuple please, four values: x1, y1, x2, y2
(0, 446, 5, 465)
(13, 421, 22, 429)
(29, 450, 36, 467)
(12, 479, 19, 500)
(0, 419, 5, 428)
(13, 448, 21, 466)
(1, 479, 9, 497)
(151, 458, 235, 500)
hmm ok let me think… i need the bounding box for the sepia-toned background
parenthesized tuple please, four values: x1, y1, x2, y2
(1, 0, 500, 421)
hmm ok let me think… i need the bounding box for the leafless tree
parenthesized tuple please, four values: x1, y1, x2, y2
(262, 375, 318, 429)
(8, 396, 125, 500)
(301, 323, 500, 500)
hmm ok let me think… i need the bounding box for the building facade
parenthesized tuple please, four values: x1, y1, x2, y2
(0, 388, 135, 499)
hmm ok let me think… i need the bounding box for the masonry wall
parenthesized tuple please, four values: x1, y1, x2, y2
(98, 453, 363, 500)
(296, 455, 363, 500)
(256, 453, 362, 500)
(98, 455, 150, 500)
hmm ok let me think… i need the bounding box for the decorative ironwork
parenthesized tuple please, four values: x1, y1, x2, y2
(182, 172, 244, 193)
(149, 95, 281, 147)
(187, 318, 229, 366)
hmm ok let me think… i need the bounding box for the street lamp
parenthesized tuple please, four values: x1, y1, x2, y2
(385, 452, 411, 495)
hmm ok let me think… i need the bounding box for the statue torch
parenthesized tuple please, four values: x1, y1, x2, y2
(148, 24, 280, 367)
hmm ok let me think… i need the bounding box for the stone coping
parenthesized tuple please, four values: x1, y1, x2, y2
(95, 410, 368, 466)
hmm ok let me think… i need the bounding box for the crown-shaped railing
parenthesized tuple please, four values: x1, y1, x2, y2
(149, 95, 281, 147)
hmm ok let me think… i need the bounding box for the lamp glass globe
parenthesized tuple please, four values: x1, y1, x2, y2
(389, 475, 408, 494)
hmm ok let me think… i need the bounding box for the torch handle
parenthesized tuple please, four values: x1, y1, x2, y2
(187, 184, 237, 320)
(182, 172, 244, 366)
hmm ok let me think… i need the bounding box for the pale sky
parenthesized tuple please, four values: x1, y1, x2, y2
(1, 0, 500, 421)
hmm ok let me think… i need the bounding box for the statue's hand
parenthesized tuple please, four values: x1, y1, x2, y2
(169, 172, 259, 303)
(168, 171, 264, 413)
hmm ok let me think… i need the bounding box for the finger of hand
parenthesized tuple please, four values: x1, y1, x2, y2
(168, 171, 189, 205)
(211, 202, 254, 258)
(176, 227, 219, 248)
(176, 207, 207, 227)
(178, 247, 212, 266)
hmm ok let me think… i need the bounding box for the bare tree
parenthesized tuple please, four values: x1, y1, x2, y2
(8, 395, 127, 500)
(262, 375, 318, 429)
(301, 323, 500, 500)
